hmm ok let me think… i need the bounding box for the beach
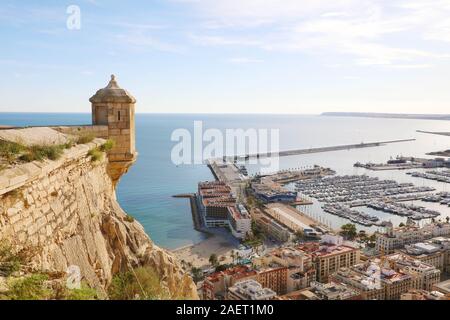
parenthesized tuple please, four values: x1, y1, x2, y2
(171, 229, 241, 269)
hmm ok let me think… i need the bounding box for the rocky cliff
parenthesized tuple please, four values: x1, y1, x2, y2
(0, 129, 198, 299)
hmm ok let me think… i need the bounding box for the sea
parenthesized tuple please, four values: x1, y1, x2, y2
(1, 113, 450, 250)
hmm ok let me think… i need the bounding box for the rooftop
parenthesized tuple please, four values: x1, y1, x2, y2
(280, 281, 360, 300)
(297, 242, 357, 258)
(386, 253, 437, 272)
(228, 205, 250, 221)
(228, 279, 277, 300)
(433, 279, 450, 294)
(205, 266, 257, 284)
(89, 75, 136, 104)
(354, 260, 411, 284)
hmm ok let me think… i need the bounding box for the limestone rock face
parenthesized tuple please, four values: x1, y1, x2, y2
(0, 144, 198, 299)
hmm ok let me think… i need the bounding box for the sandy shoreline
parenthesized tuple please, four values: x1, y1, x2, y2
(171, 229, 240, 269)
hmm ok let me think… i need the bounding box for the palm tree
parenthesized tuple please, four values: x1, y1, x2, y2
(235, 253, 241, 265)
(209, 254, 218, 267)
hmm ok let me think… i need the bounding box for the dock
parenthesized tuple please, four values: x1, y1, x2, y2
(173, 193, 211, 234)
(417, 130, 450, 137)
(172, 193, 195, 198)
(224, 138, 416, 161)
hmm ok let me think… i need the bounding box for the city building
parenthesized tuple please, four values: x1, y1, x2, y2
(253, 210, 291, 242)
(197, 181, 252, 238)
(298, 235, 360, 283)
(202, 266, 257, 300)
(386, 253, 441, 291)
(279, 281, 361, 300)
(227, 280, 277, 300)
(423, 158, 449, 168)
(227, 204, 251, 239)
(376, 222, 450, 254)
(256, 267, 288, 295)
(197, 181, 236, 227)
(251, 183, 297, 203)
(400, 237, 450, 272)
(433, 279, 450, 295)
(331, 266, 385, 300)
(332, 258, 415, 300)
(253, 247, 316, 293)
(401, 289, 447, 300)
(265, 205, 311, 233)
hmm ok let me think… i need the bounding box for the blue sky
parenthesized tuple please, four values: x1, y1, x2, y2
(1, 0, 450, 114)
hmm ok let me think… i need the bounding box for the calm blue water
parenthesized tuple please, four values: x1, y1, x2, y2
(1, 113, 450, 249)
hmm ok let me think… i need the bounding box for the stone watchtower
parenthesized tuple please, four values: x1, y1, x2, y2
(90, 75, 137, 186)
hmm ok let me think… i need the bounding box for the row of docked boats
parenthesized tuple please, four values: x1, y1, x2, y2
(366, 200, 440, 220)
(422, 191, 450, 206)
(408, 170, 450, 183)
(322, 203, 379, 226)
(295, 175, 434, 204)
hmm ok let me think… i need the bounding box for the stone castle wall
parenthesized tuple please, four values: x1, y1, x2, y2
(52, 122, 136, 187)
(51, 125, 109, 139)
(0, 139, 198, 299)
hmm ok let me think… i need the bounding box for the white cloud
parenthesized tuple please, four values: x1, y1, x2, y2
(189, 33, 261, 46)
(173, 0, 363, 24)
(180, 0, 450, 66)
(116, 31, 185, 53)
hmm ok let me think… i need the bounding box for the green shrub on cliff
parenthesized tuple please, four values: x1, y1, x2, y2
(0, 140, 26, 163)
(100, 139, 115, 152)
(88, 148, 103, 162)
(0, 242, 22, 277)
(76, 133, 95, 145)
(65, 285, 99, 300)
(1, 140, 68, 163)
(108, 267, 170, 300)
(6, 274, 51, 300)
(19, 144, 65, 162)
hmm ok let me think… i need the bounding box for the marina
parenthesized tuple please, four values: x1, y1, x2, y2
(422, 192, 450, 205)
(295, 175, 435, 205)
(408, 170, 450, 184)
(366, 200, 441, 220)
(295, 174, 438, 226)
(322, 203, 379, 226)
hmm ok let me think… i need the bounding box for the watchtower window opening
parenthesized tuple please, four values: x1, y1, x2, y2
(118, 111, 121, 121)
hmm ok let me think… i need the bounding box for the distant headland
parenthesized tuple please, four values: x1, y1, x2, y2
(321, 112, 450, 121)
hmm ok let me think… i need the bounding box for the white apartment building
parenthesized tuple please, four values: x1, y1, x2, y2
(386, 253, 441, 291)
(227, 279, 277, 300)
(227, 204, 252, 239)
(376, 222, 450, 254)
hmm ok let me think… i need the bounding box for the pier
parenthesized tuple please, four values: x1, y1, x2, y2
(224, 138, 416, 161)
(172, 193, 211, 234)
(417, 130, 450, 137)
(353, 156, 446, 171)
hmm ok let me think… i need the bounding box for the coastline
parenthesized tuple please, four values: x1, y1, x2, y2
(171, 228, 240, 269)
